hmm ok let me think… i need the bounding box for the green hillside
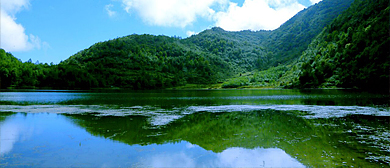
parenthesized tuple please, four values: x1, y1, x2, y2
(282, 0, 389, 91)
(264, 0, 354, 64)
(62, 35, 233, 89)
(183, 27, 271, 72)
(0, 49, 98, 89)
(185, 0, 353, 70)
(1, 0, 387, 92)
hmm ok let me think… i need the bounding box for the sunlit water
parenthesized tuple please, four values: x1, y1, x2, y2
(0, 89, 389, 167)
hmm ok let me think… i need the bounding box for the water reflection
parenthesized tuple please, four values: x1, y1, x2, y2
(0, 92, 87, 104)
(143, 145, 304, 167)
(0, 113, 34, 155)
(0, 113, 304, 167)
(0, 89, 389, 167)
(1, 105, 388, 126)
(146, 151, 196, 167)
(0, 120, 19, 155)
(210, 147, 304, 167)
(63, 109, 389, 167)
(0, 110, 389, 167)
(1, 89, 388, 107)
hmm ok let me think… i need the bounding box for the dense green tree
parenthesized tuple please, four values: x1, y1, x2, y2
(285, 0, 390, 91)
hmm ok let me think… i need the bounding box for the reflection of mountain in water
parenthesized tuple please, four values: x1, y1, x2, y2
(65, 109, 388, 167)
(0, 112, 15, 122)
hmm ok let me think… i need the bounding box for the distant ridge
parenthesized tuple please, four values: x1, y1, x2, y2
(4, 0, 387, 92)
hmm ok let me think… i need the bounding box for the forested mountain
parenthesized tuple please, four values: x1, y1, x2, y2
(1, 0, 387, 92)
(0, 49, 99, 89)
(184, 0, 354, 71)
(62, 35, 233, 89)
(264, 0, 354, 64)
(283, 0, 389, 91)
(183, 28, 271, 72)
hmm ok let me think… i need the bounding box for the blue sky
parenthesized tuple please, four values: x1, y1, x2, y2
(1, 0, 321, 64)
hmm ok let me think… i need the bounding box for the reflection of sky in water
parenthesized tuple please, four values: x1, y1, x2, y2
(146, 143, 304, 167)
(213, 147, 304, 167)
(0, 92, 86, 104)
(1, 122, 20, 154)
(0, 114, 35, 155)
(0, 113, 305, 167)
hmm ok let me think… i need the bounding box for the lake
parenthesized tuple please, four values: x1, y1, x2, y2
(0, 89, 389, 167)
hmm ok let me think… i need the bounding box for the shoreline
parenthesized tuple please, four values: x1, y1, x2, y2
(0, 86, 368, 92)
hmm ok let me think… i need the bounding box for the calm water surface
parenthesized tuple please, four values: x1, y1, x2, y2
(0, 89, 389, 167)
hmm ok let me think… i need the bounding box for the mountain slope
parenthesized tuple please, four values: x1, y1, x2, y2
(61, 0, 354, 89)
(0, 0, 358, 90)
(185, 0, 354, 71)
(264, 0, 354, 64)
(285, 0, 389, 91)
(62, 35, 233, 89)
(183, 28, 271, 72)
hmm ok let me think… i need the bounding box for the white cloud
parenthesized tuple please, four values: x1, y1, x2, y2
(120, 0, 306, 31)
(186, 31, 198, 37)
(210, 147, 305, 167)
(0, 0, 43, 52)
(264, 0, 298, 8)
(1, 10, 32, 51)
(1, 0, 30, 15)
(309, 0, 322, 4)
(0, 122, 20, 155)
(105, 4, 117, 17)
(0, 115, 35, 155)
(214, 0, 305, 31)
(29, 34, 41, 50)
(146, 152, 196, 167)
(121, 0, 229, 28)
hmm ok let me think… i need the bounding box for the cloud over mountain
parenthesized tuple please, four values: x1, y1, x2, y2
(0, 0, 43, 52)
(120, 0, 308, 31)
(214, 0, 305, 31)
(121, 0, 228, 27)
